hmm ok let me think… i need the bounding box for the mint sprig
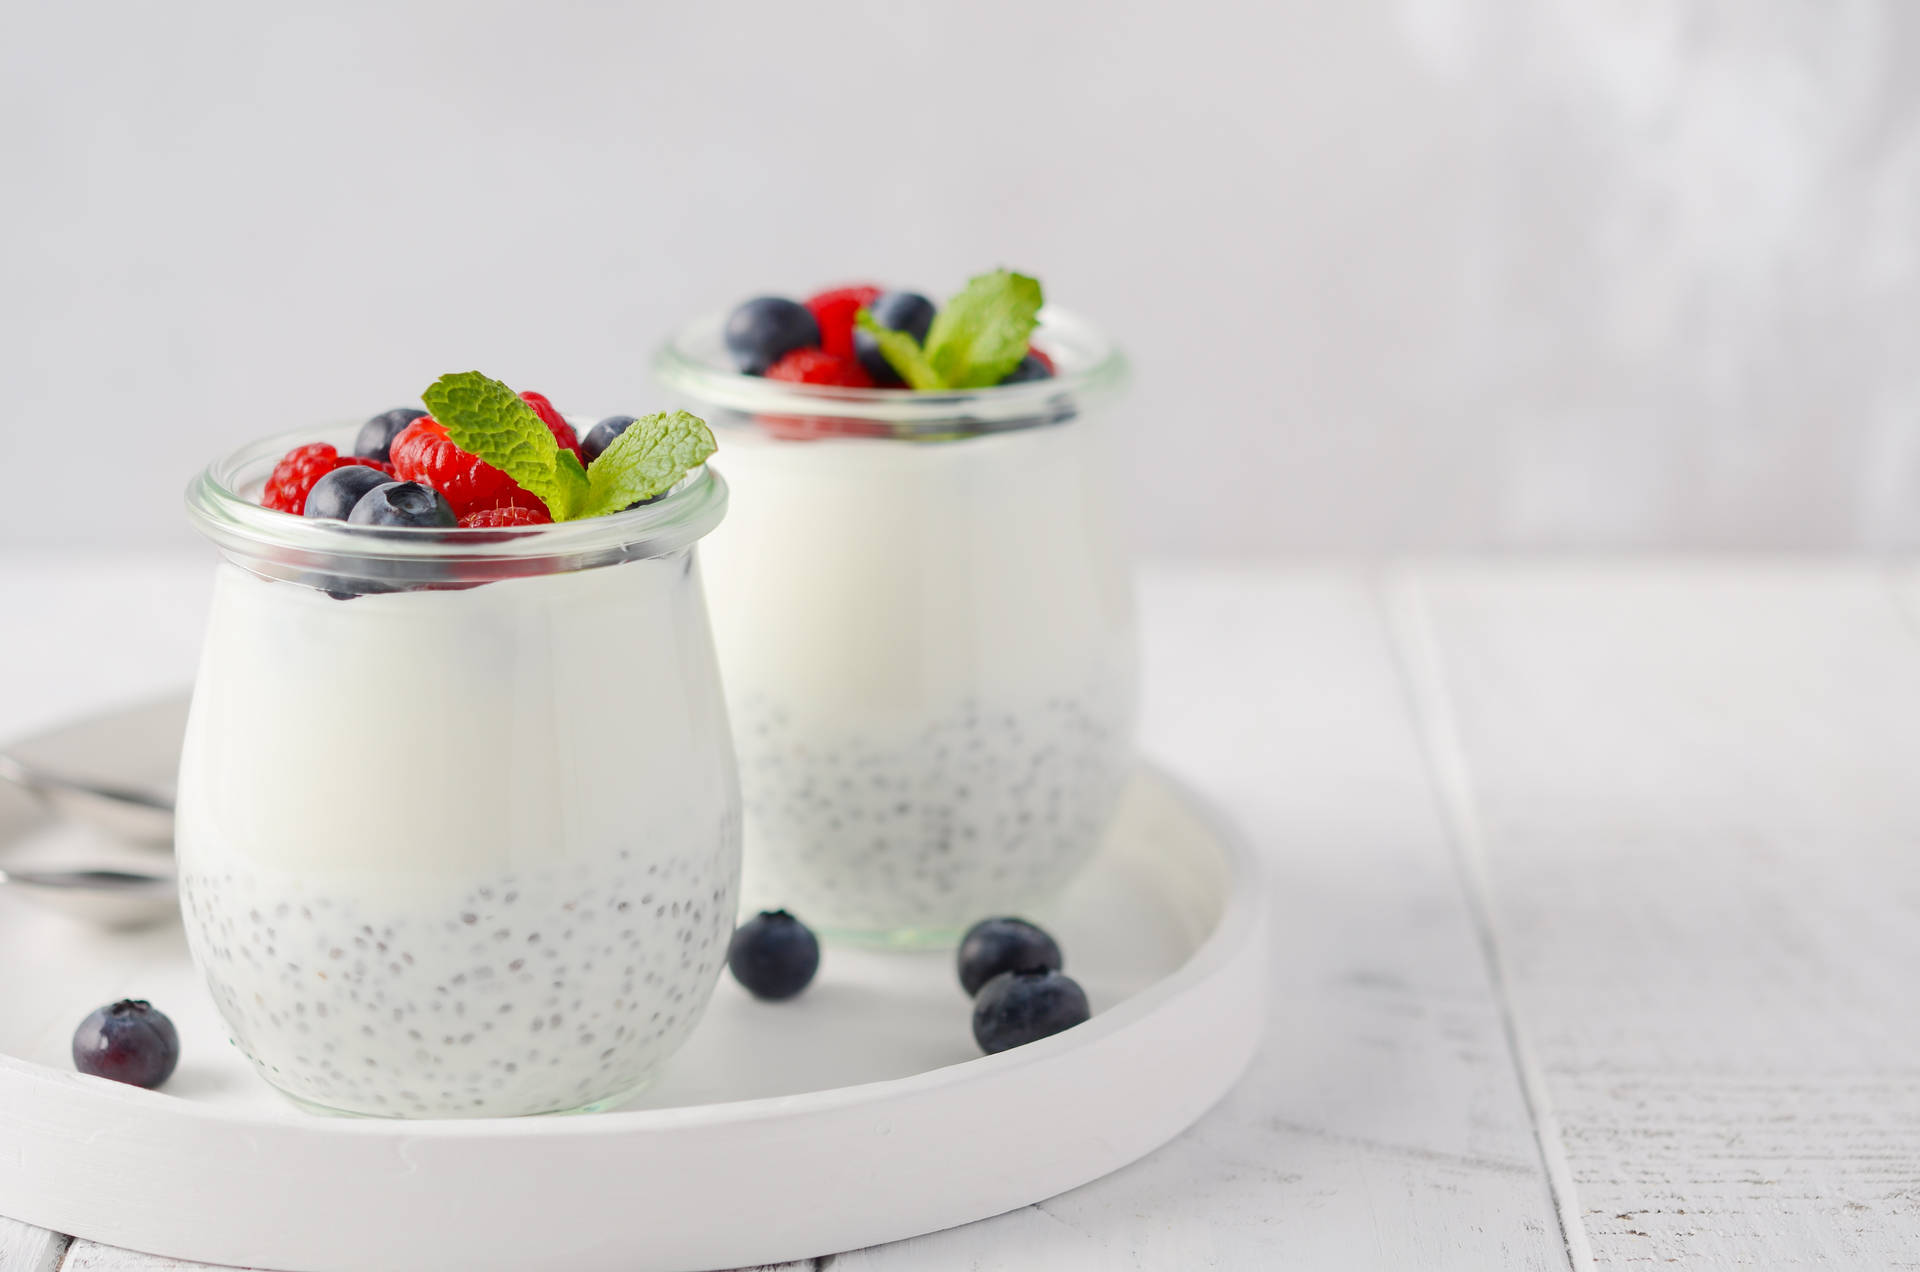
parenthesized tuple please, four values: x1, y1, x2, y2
(853, 312, 943, 390)
(579, 411, 717, 518)
(859, 269, 1044, 391)
(421, 371, 714, 522)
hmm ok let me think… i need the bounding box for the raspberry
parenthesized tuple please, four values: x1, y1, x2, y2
(518, 391, 587, 466)
(389, 418, 522, 517)
(261, 443, 392, 515)
(1028, 346, 1055, 375)
(805, 285, 883, 359)
(459, 504, 552, 529)
(765, 347, 875, 388)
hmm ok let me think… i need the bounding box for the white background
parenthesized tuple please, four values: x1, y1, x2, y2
(4, 1, 1917, 555)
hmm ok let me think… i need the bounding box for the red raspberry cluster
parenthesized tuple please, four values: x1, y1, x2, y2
(260, 444, 391, 515)
(259, 390, 573, 525)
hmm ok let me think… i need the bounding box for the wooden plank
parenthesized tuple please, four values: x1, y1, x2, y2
(840, 567, 1567, 1270)
(1403, 561, 1920, 1268)
(0, 1217, 68, 1272)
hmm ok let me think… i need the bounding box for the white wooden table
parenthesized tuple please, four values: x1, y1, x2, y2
(4, 555, 1918, 1271)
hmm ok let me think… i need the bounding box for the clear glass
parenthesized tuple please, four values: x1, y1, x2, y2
(656, 308, 1136, 945)
(177, 431, 740, 1117)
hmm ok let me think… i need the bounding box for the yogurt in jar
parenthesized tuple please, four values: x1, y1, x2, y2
(179, 443, 737, 1117)
(670, 309, 1137, 941)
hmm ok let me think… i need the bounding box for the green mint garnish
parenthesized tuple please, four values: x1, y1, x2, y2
(578, 411, 717, 518)
(421, 371, 713, 522)
(860, 269, 1044, 391)
(853, 311, 943, 390)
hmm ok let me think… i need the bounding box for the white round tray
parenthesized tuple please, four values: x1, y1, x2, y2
(0, 696, 1267, 1272)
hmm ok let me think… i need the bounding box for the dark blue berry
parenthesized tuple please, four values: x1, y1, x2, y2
(999, 354, 1054, 385)
(582, 414, 637, 463)
(727, 909, 820, 1000)
(353, 408, 426, 463)
(72, 999, 179, 1088)
(854, 291, 936, 386)
(971, 968, 1090, 1054)
(347, 481, 457, 528)
(725, 297, 820, 375)
(303, 464, 397, 521)
(957, 917, 1064, 996)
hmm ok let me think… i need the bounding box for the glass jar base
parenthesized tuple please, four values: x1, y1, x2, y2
(270, 1073, 658, 1120)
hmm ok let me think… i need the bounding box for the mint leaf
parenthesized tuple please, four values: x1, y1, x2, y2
(421, 371, 589, 519)
(923, 270, 1043, 389)
(579, 411, 717, 518)
(855, 309, 944, 390)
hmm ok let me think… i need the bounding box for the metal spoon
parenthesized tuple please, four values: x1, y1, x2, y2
(0, 865, 178, 928)
(0, 752, 175, 844)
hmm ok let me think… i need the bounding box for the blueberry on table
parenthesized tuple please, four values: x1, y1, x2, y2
(854, 291, 937, 386)
(971, 968, 1090, 1054)
(72, 999, 179, 1088)
(582, 414, 637, 463)
(303, 464, 398, 521)
(354, 408, 427, 463)
(999, 353, 1054, 385)
(728, 909, 820, 1000)
(347, 481, 458, 528)
(957, 916, 1064, 996)
(725, 297, 821, 375)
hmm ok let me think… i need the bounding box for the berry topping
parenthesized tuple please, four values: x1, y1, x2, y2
(353, 408, 427, 463)
(766, 347, 876, 388)
(725, 297, 820, 375)
(581, 415, 636, 463)
(262, 444, 393, 515)
(971, 968, 1090, 1054)
(853, 291, 937, 386)
(303, 463, 400, 521)
(458, 504, 552, 529)
(999, 352, 1054, 385)
(517, 391, 587, 465)
(956, 917, 1064, 996)
(727, 909, 820, 1001)
(72, 999, 179, 1088)
(805, 284, 883, 359)
(389, 417, 523, 517)
(347, 481, 458, 528)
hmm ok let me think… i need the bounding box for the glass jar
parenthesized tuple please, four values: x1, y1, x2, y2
(656, 308, 1136, 944)
(178, 432, 739, 1117)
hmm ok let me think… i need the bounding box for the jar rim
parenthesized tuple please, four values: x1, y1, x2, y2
(652, 305, 1128, 433)
(185, 425, 728, 581)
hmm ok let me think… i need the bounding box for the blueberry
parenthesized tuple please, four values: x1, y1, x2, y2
(956, 917, 1064, 996)
(353, 408, 426, 463)
(582, 414, 636, 463)
(724, 297, 820, 375)
(347, 481, 457, 528)
(727, 909, 820, 1000)
(854, 291, 937, 386)
(72, 999, 179, 1088)
(303, 464, 397, 521)
(971, 968, 1090, 1054)
(999, 353, 1054, 385)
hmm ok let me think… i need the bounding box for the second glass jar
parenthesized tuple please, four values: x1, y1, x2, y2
(657, 310, 1135, 944)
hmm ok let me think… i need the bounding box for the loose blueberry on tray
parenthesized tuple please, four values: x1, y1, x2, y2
(72, 999, 180, 1089)
(957, 916, 1064, 997)
(971, 968, 1091, 1054)
(728, 909, 821, 1000)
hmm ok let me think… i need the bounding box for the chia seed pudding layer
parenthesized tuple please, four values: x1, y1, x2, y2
(736, 677, 1135, 938)
(180, 840, 736, 1117)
